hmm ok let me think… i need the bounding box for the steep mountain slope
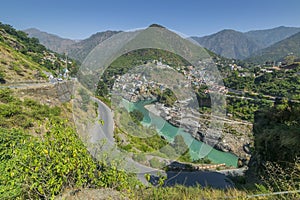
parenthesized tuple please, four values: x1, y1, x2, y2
(0, 22, 78, 83)
(25, 28, 121, 62)
(26, 26, 300, 62)
(191, 29, 262, 59)
(246, 32, 300, 63)
(191, 26, 300, 60)
(67, 30, 121, 62)
(245, 26, 300, 48)
(24, 28, 77, 54)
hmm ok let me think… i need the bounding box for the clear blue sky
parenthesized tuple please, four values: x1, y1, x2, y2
(1, 0, 300, 39)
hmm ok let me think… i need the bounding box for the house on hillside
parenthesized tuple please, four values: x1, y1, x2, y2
(62, 68, 69, 79)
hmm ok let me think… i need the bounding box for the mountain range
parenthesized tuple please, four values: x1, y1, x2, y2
(24, 26, 300, 64)
(24, 28, 77, 54)
(25, 28, 120, 62)
(192, 29, 262, 59)
(191, 26, 300, 60)
(246, 31, 300, 63)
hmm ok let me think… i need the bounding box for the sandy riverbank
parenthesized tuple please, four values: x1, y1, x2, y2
(144, 104, 161, 115)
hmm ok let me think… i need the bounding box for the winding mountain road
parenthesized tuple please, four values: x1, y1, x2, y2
(87, 97, 162, 184)
(1, 81, 241, 188)
(88, 96, 236, 188)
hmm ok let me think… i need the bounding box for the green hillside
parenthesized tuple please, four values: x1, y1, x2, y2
(0, 88, 138, 199)
(95, 48, 190, 96)
(246, 32, 300, 64)
(0, 22, 78, 83)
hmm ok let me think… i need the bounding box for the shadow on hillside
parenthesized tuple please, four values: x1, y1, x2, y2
(148, 170, 234, 189)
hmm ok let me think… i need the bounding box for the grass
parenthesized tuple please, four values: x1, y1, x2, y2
(0, 88, 61, 134)
(0, 41, 48, 83)
(0, 88, 138, 199)
(114, 107, 168, 154)
(133, 185, 250, 200)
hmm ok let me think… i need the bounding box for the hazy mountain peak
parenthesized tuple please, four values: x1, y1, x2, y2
(245, 26, 300, 48)
(24, 28, 78, 54)
(192, 26, 300, 60)
(25, 25, 300, 62)
(148, 24, 166, 28)
(24, 28, 121, 62)
(192, 29, 261, 59)
(246, 31, 300, 63)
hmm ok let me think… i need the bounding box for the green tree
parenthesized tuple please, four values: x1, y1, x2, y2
(253, 101, 300, 168)
(173, 135, 188, 155)
(158, 88, 177, 107)
(129, 109, 144, 123)
(96, 80, 109, 97)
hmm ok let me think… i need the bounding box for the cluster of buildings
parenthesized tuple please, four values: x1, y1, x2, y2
(42, 52, 71, 80)
(113, 72, 164, 102)
(113, 61, 229, 102)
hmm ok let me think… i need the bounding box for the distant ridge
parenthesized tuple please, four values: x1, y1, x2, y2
(25, 25, 300, 63)
(24, 28, 77, 54)
(192, 29, 262, 59)
(245, 26, 300, 48)
(246, 31, 300, 63)
(24, 28, 121, 62)
(67, 30, 121, 62)
(192, 26, 300, 60)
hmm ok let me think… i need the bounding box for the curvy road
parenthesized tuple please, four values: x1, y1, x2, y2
(1, 81, 238, 188)
(88, 97, 161, 185)
(89, 96, 235, 188)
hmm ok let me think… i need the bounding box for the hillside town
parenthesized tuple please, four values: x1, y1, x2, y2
(112, 61, 253, 161)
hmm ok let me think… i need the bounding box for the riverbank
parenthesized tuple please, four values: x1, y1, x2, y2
(126, 99, 239, 167)
(144, 104, 161, 116)
(144, 101, 252, 165)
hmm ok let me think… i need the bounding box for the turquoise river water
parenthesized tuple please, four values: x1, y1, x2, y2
(122, 99, 238, 167)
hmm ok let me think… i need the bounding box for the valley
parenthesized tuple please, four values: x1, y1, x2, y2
(0, 21, 299, 199)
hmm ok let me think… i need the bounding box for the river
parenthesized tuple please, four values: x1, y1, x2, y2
(122, 99, 238, 167)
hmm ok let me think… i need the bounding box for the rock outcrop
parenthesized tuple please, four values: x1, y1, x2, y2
(145, 102, 253, 162)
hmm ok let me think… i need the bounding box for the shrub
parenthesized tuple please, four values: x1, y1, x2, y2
(0, 92, 139, 199)
(149, 158, 164, 169)
(261, 159, 300, 196)
(133, 153, 147, 163)
(0, 122, 98, 199)
(0, 88, 14, 103)
(130, 109, 144, 123)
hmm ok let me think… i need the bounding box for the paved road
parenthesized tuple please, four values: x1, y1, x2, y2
(87, 97, 162, 184)
(87, 96, 238, 188)
(0, 82, 51, 89)
(89, 97, 114, 143)
(1, 81, 240, 188)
